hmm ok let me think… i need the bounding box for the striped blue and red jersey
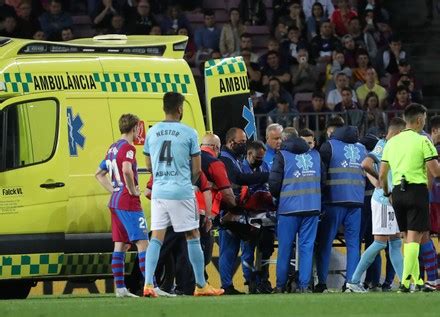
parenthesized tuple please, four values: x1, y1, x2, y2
(99, 139, 141, 211)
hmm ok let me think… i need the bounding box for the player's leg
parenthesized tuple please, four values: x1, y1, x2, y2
(315, 205, 343, 289)
(419, 231, 438, 291)
(110, 208, 136, 297)
(276, 214, 299, 291)
(388, 234, 403, 282)
(169, 199, 224, 296)
(143, 199, 171, 297)
(349, 200, 392, 289)
(297, 215, 319, 291)
(343, 207, 361, 285)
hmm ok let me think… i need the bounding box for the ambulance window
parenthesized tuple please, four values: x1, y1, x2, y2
(1, 99, 57, 170)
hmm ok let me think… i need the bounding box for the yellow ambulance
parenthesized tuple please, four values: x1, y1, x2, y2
(0, 35, 251, 298)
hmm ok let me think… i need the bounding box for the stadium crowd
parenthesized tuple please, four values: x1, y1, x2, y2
(2, 0, 439, 295)
(0, 0, 424, 139)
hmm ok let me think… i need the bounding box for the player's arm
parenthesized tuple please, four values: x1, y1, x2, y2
(191, 154, 202, 185)
(95, 167, 114, 193)
(378, 162, 390, 194)
(122, 162, 140, 196)
(362, 156, 378, 179)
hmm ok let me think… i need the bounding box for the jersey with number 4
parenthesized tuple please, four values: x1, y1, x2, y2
(144, 121, 200, 200)
(99, 139, 141, 211)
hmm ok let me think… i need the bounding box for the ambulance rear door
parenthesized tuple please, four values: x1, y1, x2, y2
(204, 57, 254, 142)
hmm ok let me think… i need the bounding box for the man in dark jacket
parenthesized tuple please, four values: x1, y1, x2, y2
(219, 128, 269, 294)
(314, 125, 367, 292)
(270, 135, 326, 293)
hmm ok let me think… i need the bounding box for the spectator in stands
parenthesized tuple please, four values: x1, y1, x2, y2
(279, 2, 306, 38)
(362, 9, 382, 43)
(328, 49, 352, 85)
(61, 26, 74, 41)
(381, 35, 407, 76)
(33, 30, 46, 40)
(342, 34, 358, 68)
(394, 74, 423, 103)
(220, 8, 245, 57)
(352, 49, 372, 87)
(91, 0, 119, 33)
(327, 72, 357, 110)
(0, 0, 15, 21)
(334, 87, 360, 111)
(16, 1, 40, 39)
(356, 66, 387, 107)
(194, 9, 221, 53)
(235, 33, 259, 63)
(238, 0, 267, 26)
(268, 98, 298, 128)
(390, 85, 410, 111)
(303, 0, 334, 19)
(302, 91, 332, 131)
(263, 77, 294, 113)
(358, 0, 389, 23)
(363, 91, 386, 134)
(274, 21, 289, 43)
(261, 51, 291, 90)
(310, 21, 341, 69)
(242, 49, 263, 93)
(306, 2, 329, 41)
(178, 27, 196, 66)
(149, 24, 161, 35)
(290, 49, 320, 95)
(128, 0, 157, 35)
(330, 0, 357, 37)
(258, 37, 288, 69)
(39, 0, 72, 40)
(389, 59, 420, 98)
(108, 13, 126, 34)
(335, 87, 365, 130)
(281, 26, 308, 65)
(272, 0, 295, 27)
(160, 4, 191, 35)
(0, 15, 24, 38)
(348, 16, 378, 60)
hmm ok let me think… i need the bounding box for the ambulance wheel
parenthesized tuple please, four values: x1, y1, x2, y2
(0, 280, 32, 299)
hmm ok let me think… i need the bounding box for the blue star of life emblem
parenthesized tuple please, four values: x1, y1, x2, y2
(344, 144, 360, 163)
(67, 107, 85, 156)
(242, 102, 256, 139)
(295, 153, 313, 171)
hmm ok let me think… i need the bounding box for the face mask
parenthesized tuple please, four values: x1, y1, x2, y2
(232, 142, 246, 156)
(251, 159, 263, 169)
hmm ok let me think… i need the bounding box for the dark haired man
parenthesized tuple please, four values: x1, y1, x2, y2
(143, 92, 224, 297)
(380, 103, 440, 292)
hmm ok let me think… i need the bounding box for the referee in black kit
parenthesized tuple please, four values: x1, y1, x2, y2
(379, 103, 440, 292)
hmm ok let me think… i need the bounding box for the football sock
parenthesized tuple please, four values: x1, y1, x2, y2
(144, 238, 162, 286)
(351, 240, 387, 284)
(389, 238, 403, 282)
(187, 238, 207, 288)
(112, 251, 125, 289)
(402, 242, 419, 288)
(138, 250, 146, 278)
(420, 239, 438, 282)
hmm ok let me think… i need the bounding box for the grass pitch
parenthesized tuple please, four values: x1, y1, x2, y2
(0, 293, 439, 317)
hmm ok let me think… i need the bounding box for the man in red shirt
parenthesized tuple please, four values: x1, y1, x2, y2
(200, 133, 237, 214)
(95, 114, 149, 298)
(330, 0, 357, 37)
